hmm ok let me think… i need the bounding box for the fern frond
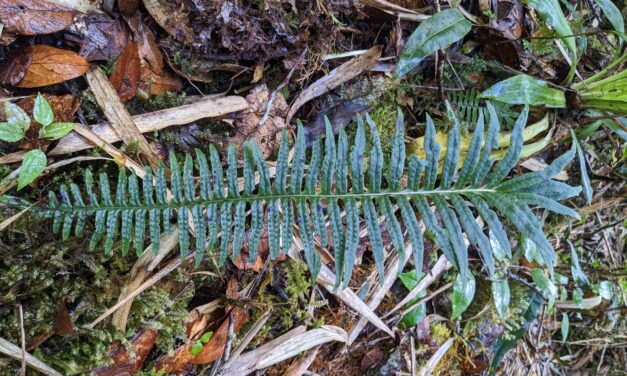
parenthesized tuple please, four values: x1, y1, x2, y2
(43, 105, 580, 286)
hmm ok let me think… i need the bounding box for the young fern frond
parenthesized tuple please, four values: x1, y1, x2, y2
(42, 103, 580, 287)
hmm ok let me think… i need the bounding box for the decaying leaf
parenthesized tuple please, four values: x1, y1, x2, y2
(109, 40, 140, 101)
(155, 307, 248, 372)
(17, 94, 81, 123)
(93, 328, 158, 375)
(2, 45, 89, 88)
(230, 84, 288, 159)
(0, 0, 77, 36)
(143, 0, 195, 45)
(52, 296, 74, 336)
(65, 13, 129, 62)
(117, 0, 140, 15)
(0, 50, 33, 86)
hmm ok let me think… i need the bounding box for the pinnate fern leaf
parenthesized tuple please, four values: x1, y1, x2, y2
(41, 106, 580, 285)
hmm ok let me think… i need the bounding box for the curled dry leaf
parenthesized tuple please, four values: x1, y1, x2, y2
(109, 40, 141, 101)
(66, 14, 129, 61)
(0, 51, 32, 86)
(1, 45, 89, 88)
(0, 0, 77, 36)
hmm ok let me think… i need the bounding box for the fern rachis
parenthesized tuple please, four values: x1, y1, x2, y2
(34, 102, 580, 288)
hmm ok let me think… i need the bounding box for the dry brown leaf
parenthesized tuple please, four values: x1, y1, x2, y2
(109, 40, 140, 101)
(0, 0, 77, 36)
(155, 307, 248, 372)
(117, 0, 140, 15)
(0, 50, 32, 86)
(17, 94, 80, 122)
(140, 63, 182, 95)
(93, 328, 158, 375)
(66, 14, 129, 62)
(11, 45, 89, 88)
(52, 296, 74, 336)
(143, 0, 195, 45)
(231, 84, 287, 159)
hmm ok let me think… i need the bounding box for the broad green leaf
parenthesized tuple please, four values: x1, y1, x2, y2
(39, 122, 75, 140)
(0, 122, 25, 142)
(451, 273, 476, 320)
(522, 236, 544, 265)
(481, 75, 566, 107)
(18, 149, 47, 190)
(572, 287, 583, 307)
(3, 101, 30, 131)
(398, 271, 427, 328)
(523, 0, 577, 83)
(531, 268, 557, 309)
(395, 8, 472, 78)
(33, 93, 54, 126)
(492, 278, 510, 318)
(595, 0, 625, 37)
(561, 312, 569, 341)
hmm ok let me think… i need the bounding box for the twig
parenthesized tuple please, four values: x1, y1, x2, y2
(223, 312, 236, 363)
(258, 48, 308, 127)
(19, 305, 26, 376)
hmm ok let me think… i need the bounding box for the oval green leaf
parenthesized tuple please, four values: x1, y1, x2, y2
(18, 149, 47, 190)
(451, 273, 476, 320)
(492, 278, 510, 318)
(34, 94, 54, 127)
(395, 8, 472, 78)
(0, 122, 25, 142)
(4, 101, 30, 131)
(481, 75, 566, 108)
(40, 122, 75, 140)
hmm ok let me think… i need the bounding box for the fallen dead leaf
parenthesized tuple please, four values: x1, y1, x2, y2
(93, 328, 158, 375)
(17, 94, 81, 122)
(52, 296, 74, 336)
(360, 348, 384, 370)
(0, 0, 77, 36)
(109, 40, 140, 101)
(230, 84, 287, 159)
(117, 0, 140, 15)
(0, 50, 32, 86)
(155, 307, 248, 372)
(66, 14, 129, 62)
(6, 45, 89, 88)
(232, 253, 263, 273)
(226, 276, 239, 300)
(143, 0, 195, 45)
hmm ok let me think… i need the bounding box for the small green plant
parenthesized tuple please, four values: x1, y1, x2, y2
(10, 101, 582, 305)
(0, 94, 75, 189)
(190, 331, 213, 356)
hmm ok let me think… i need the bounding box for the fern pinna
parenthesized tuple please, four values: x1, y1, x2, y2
(41, 102, 580, 287)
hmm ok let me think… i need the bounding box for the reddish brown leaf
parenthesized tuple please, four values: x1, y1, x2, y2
(155, 307, 248, 372)
(360, 348, 384, 370)
(53, 296, 74, 336)
(109, 41, 141, 102)
(118, 0, 140, 15)
(10, 45, 89, 88)
(0, 50, 32, 86)
(232, 252, 263, 272)
(94, 328, 158, 375)
(66, 14, 129, 62)
(140, 64, 182, 95)
(0, 0, 77, 36)
(226, 276, 239, 300)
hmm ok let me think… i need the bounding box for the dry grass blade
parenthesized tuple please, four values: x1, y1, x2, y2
(286, 45, 382, 123)
(347, 239, 413, 345)
(223, 326, 346, 375)
(0, 204, 33, 232)
(0, 337, 62, 376)
(419, 337, 455, 376)
(384, 255, 452, 316)
(111, 229, 180, 331)
(86, 67, 160, 168)
(283, 345, 321, 376)
(0, 96, 248, 164)
(288, 238, 395, 338)
(222, 310, 272, 369)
